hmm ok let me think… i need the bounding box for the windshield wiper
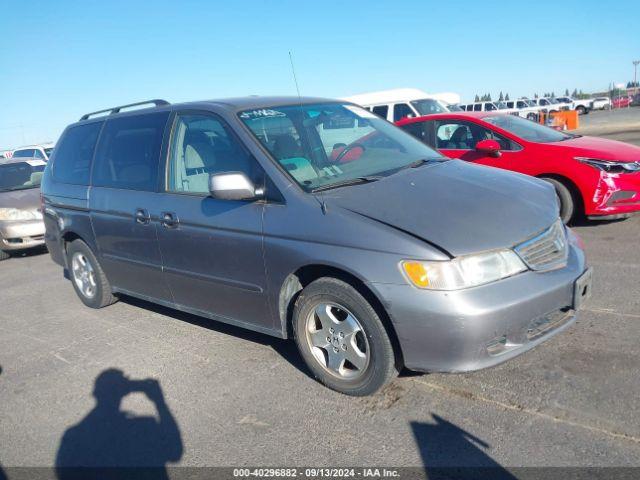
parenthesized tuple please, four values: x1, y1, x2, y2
(396, 157, 443, 172)
(311, 176, 382, 193)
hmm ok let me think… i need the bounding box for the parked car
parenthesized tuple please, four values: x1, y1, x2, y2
(42, 98, 591, 396)
(12, 142, 55, 161)
(0, 157, 46, 260)
(461, 101, 502, 112)
(555, 96, 593, 115)
(397, 112, 640, 223)
(612, 96, 632, 109)
(630, 93, 640, 107)
(529, 97, 571, 113)
(501, 99, 541, 120)
(344, 88, 450, 122)
(591, 97, 612, 110)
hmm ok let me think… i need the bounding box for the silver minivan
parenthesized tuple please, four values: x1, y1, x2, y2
(42, 97, 592, 395)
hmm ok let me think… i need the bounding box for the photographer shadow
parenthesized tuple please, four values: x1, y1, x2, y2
(56, 369, 183, 480)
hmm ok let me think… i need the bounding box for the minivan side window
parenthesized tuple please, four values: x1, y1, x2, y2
(92, 112, 169, 191)
(371, 105, 389, 119)
(167, 114, 259, 194)
(393, 103, 414, 122)
(52, 122, 102, 185)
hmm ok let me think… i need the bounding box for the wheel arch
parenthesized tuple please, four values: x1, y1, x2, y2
(536, 173, 585, 217)
(277, 264, 404, 366)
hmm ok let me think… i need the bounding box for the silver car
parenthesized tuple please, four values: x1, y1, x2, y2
(0, 158, 46, 260)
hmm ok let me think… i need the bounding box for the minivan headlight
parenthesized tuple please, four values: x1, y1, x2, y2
(575, 157, 640, 174)
(401, 250, 527, 290)
(0, 208, 40, 221)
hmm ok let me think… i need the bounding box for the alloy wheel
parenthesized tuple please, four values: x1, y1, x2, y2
(71, 252, 97, 299)
(305, 302, 370, 380)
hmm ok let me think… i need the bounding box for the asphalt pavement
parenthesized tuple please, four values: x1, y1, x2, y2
(1, 131, 639, 473)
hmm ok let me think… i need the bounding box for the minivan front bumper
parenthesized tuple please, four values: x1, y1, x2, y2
(370, 244, 587, 373)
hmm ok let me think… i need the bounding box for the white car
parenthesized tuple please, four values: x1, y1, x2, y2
(529, 97, 572, 114)
(555, 96, 593, 115)
(501, 99, 542, 120)
(11, 142, 55, 161)
(343, 88, 450, 122)
(461, 101, 502, 112)
(591, 97, 612, 110)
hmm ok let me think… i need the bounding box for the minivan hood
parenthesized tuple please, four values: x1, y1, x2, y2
(320, 160, 558, 257)
(551, 135, 640, 161)
(0, 187, 41, 211)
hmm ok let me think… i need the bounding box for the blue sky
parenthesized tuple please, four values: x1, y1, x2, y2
(1, 0, 638, 148)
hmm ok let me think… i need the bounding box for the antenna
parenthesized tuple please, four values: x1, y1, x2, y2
(288, 51, 302, 99)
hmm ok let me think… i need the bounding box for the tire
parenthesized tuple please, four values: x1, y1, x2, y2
(292, 277, 398, 396)
(0, 250, 10, 261)
(66, 239, 117, 309)
(542, 177, 575, 224)
(576, 106, 586, 115)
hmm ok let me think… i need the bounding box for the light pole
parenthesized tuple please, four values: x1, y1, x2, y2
(634, 60, 640, 95)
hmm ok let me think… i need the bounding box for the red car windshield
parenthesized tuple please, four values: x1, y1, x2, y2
(483, 115, 572, 143)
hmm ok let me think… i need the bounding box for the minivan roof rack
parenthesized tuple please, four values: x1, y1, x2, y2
(80, 99, 170, 120)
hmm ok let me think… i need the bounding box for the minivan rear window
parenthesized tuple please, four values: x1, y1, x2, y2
(92, 112, 169, 191)
(52, 122, 102, 185)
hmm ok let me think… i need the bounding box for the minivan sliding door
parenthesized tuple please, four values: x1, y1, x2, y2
(89, 112, 173, 301)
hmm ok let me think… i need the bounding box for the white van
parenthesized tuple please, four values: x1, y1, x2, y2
(343, 88, 450, 122)
(11, 142, 55, 161)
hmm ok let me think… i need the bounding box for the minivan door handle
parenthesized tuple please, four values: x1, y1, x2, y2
(134, 208, 151, 225)
(161, 211, 179, 229)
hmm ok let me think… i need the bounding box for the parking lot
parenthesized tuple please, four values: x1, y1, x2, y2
(0, 131, 639, 473)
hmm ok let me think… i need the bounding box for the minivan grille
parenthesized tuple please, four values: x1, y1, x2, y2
(514, 220, 568, 271)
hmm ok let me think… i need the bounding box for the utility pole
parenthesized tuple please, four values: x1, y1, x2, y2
(634, 60, 640, 95)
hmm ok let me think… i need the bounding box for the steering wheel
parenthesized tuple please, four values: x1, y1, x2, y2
(334, 143, 366, 163)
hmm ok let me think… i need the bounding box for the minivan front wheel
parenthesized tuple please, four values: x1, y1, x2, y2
(293, 277, 397, 396)
(67, 239, 117, 309)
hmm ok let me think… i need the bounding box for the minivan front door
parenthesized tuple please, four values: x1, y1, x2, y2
(154, 112, 272, 333)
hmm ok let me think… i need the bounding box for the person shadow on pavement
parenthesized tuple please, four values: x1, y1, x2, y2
(411, 415, 518, 480)
(56, 369, 183, 480)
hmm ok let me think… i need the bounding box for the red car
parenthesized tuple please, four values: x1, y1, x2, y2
(612, 96, 632, 109)
(396, 112, 640, 223)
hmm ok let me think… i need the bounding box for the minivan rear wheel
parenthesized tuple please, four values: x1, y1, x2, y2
(292, 277, 397, 396)
(67, 239, 117, 309)
(542, 177, 575, 224)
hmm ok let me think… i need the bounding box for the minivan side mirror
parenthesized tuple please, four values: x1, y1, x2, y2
(475, 139, 501, 157)
(208, 172, 261, 201)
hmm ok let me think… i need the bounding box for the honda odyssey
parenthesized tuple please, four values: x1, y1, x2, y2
(41, 97, 592, 396)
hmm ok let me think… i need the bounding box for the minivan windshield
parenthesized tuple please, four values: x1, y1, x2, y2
(239, 103, 444, 192)
(483, 114, 572, 143)
(0, 161, 45, 191)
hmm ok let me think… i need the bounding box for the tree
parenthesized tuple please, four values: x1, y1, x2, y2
(565, 88, 569, 96)
(474, 94, 480, 102)
(498, 91, 504, 101)
(572, 88, 578, 97)
(534, 93, 539, 99)
(505, 93, 510, 101)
